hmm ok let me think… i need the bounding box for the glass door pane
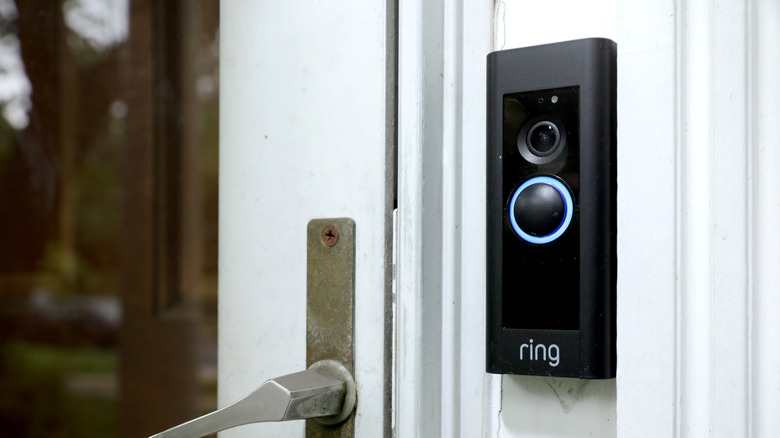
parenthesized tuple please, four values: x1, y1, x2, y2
(0, 1, 219, 436)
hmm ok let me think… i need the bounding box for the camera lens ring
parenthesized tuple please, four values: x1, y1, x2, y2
(526, 121, 560, 157)
(517, 115, 567, 165)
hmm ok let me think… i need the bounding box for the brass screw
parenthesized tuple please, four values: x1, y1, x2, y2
(321, 225, 339, 247)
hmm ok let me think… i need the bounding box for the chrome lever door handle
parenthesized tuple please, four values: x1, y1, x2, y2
(148, 360, 356, 438)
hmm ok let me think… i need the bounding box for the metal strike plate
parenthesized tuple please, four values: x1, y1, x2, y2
(307, 218, 356, 438)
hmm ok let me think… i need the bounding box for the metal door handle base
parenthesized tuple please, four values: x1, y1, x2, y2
(149, 360, 356, 438)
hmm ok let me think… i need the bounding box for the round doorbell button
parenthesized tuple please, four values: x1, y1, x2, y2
(509, 176, 573, 244)
(514, 184, 564, 236)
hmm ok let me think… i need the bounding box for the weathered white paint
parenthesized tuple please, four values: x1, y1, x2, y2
(395, 0, 494, 436)
(617, 0, 780, 436)
(495, 0, 617, 50)
(679, 1, 751, 435)
(218, 1, 392, 436)
(751, 2, 780, 435)
(615, 0, 677, 435)
(495, 1, 618, 437)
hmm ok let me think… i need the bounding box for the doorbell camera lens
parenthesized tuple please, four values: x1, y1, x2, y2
(517, 116, 567, 164)
(527, 121, 560, 156)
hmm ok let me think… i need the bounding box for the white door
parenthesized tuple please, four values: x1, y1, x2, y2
(219, 1, 396, 436)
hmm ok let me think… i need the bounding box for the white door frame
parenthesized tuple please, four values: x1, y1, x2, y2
(616, 0, 780, 436)
(395, 0, 494, 436)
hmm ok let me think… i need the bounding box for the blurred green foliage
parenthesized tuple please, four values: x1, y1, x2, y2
(0, 342, 118, 437)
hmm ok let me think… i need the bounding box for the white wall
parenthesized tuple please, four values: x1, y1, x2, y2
(493, 1, 618, 437)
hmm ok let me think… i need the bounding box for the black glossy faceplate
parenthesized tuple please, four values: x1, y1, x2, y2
(486, 38, 617, 378)
(502, 86, 580, 330)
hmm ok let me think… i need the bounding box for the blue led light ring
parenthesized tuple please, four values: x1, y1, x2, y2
(509, 176, 574, 244)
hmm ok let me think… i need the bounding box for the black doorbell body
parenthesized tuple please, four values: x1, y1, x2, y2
(486, 38, 616, 378)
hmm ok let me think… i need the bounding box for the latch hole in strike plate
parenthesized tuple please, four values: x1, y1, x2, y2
(307, 218, 356, 437)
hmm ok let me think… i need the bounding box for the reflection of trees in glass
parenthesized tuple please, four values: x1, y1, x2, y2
(0, 0, 131, 291)
(0, 0, 132, 129)
(63, 0, 128, 52)
(0, 0, 31, 130)
(0, 1, 221, 435)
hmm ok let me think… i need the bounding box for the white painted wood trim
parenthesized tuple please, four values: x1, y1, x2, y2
(751, 2, 780, 435)
(395, 0, 493, 436)
(459, 3, 500, 437)
(615, 0, 679, 434)
(396, 1, 429, 435)
(617, 0, 780, 436)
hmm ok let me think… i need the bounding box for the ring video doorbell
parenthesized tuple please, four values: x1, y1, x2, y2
(486, 38, 617, 378)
